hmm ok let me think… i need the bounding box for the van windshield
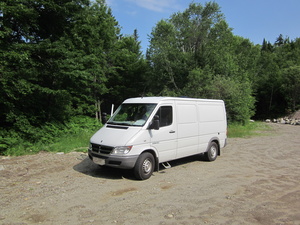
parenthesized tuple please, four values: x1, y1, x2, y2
(107, 103, 157, 126)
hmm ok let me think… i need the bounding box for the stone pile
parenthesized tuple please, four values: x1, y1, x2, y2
(266, 118, 300, 125)
(265, 110, 300, 125)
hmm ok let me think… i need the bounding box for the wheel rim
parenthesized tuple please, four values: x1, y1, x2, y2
(142, 158, 152, 174)
(210, 146, 217, 159)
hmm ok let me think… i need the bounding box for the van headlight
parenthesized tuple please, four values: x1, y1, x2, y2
(111, 146, 133, 155)
(88, 143, 92, 151)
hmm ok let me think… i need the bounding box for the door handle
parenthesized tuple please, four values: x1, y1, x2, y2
(169, 130, 175, 133)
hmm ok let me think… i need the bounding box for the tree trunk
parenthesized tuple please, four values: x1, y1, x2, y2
(95, 99, 102, 122)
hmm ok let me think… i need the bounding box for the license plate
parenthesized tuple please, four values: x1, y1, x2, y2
(93, 157, 105, 165)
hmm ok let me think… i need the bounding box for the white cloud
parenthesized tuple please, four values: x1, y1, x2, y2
(126, 0, 181, 12)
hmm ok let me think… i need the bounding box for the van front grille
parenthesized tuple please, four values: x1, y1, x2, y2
(91, 144, 114, 154)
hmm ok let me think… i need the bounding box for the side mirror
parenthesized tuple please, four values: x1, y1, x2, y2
(149, 115, 160, 130)
(101, 112, 108, 124)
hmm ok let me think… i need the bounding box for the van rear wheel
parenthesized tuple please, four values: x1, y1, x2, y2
(205, 142, 218, 161)
(134, 152, 154, 180)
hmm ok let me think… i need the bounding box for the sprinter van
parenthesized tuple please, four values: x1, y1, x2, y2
(88, 97, 227, 180)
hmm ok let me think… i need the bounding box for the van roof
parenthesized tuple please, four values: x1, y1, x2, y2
(123, 97, 224, 104)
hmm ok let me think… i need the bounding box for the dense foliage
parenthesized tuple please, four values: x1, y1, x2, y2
(1, 1, 299, 155)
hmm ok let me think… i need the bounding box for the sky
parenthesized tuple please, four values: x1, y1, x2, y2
(106, 0, 300, 53)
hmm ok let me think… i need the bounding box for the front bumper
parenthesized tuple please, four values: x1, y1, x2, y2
(88, 150, 139, 169)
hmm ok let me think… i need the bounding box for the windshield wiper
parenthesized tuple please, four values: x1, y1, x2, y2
(107, 122, 131, 126)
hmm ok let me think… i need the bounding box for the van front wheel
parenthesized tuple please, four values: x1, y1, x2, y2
(134, 152, 155, 180)
(205, 142, 218, 161)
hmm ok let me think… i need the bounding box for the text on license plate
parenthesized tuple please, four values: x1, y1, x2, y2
(93, 157, 105, 165)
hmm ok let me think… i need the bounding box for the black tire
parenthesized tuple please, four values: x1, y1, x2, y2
(134, 152, 155, 180)
(204, 142, 218, 161)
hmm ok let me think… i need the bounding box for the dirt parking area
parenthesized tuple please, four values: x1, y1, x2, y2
(0, 123, 299, 225)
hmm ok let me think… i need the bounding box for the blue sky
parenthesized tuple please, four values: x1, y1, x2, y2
(106, 0, 300, 53)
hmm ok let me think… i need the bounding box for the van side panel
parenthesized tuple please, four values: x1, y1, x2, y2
(198, 103, 227, 152)
(176, 101, 199, 159)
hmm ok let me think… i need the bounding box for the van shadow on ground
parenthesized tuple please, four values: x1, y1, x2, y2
(73, 154, 208, 180)
(73, 157, 134, 180)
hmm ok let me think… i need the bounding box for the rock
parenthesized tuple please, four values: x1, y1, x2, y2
(291, 119, 296, 125)
(167, 214, 174, 218)
(0, 156, 11, 160)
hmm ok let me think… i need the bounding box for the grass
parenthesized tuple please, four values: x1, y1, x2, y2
(3, 128, 99, 156)
(40, 130, 94, 153)
(1, 116, 102, 156)
(227, 121, 272, 138)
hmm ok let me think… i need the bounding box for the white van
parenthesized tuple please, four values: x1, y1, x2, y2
(88, 97, 227, 180)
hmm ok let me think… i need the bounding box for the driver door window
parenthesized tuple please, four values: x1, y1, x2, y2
(155, 106, 172, 127)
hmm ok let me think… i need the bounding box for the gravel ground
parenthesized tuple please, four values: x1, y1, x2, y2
(0, 123, 299, 225)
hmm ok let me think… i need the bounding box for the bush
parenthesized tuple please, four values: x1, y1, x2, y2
(211, 76, 255, 124)
(0, 116, 102, 156)
(183, 69, 255, 124)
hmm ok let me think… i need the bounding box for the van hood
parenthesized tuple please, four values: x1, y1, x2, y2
(90, 125, 141, 147)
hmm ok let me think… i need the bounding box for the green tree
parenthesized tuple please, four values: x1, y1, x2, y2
(255, 46, 285, 118)
(0, 0, 120, 138)
(147, 2, 224, 95)
(211, 76, 255, 123)
(182, 67, 214, 98)
(182, 68, 255, 123)
(282, 66, 300, 112)
(170, 2, 223, 65)
(255, 37, 300, 118)
(147, 20, 188, 94)
(0, 0, 87, 130)
(104, 30, 148, 108)
(275, 34, 285, 47)
(62, 0, 120, 120)
(147, 2, 256, 123)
